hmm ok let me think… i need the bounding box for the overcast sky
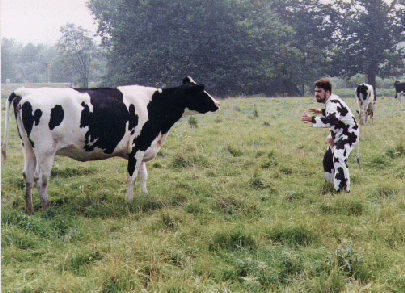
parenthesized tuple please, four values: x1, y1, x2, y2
(1, 0, 98, 45)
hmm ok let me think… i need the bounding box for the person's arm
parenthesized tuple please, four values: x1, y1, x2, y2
(301, 113, 315, 123)
(312, 102, 341, 128)
(302, 107, 328, 124)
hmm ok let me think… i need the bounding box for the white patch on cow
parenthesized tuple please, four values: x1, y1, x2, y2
(396, 91, 404, 102)
(143, 132, 167, 162)
(119, 85, 159, 139)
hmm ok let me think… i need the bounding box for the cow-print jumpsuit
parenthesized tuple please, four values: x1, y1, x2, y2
(312, 94, 359, 192)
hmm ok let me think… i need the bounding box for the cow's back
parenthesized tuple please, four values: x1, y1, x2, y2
(13, 88, 136, 161)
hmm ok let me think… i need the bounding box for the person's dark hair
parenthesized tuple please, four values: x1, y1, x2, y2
(314, 79, 332, 93)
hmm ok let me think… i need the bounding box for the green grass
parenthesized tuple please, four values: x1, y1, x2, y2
(2, 95, 405, 292)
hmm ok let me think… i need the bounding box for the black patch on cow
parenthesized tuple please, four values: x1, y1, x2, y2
(334, 125, 358, 150)
(80, 101, 91, 127)
(394, 81, 405, 92)
(9, 93, 22, 119)
(127, 155, 137, 176)
(10, 95, 24, 145)
(133, 88, 184, 150)
(128, 104, 137, 134)
(75, 88, 139, 154)
(320, 114, 339, 126)
(184, 84, 219, 114)
(323, 148, 334, 173)
(21, 101, 43, 147)
(127, 88, 184, 175)
(394, 81, 405, 99)
(8, 92, 19, 103)
(356, 84, 368, 101)
(335, 167, 347, 190)
(49, 105, 64, 130)
(9, 93, 24, 141)
(126, 82, 218, 176)
(330, 99, 349, 117)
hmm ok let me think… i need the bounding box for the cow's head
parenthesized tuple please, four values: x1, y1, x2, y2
(181, 76, 220, 114)
(356, 84, 368, 103)
(394, 80, 400, 88)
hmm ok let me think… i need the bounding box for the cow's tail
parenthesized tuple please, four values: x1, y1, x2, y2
(2, 93, 19, 163)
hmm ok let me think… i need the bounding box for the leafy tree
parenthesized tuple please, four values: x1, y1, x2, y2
(57, 24, 97, 87)
(1, 38, 56, 83)
(1, 39, 16, 83)
(330, 0, 405, 94)
(272, 0, 337, 92)
(88, 0, 302, 96)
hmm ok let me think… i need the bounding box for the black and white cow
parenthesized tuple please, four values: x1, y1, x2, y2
(394, 80, 405, 102)
(2, 77, 220, 214)
(355, 83, 375, 125)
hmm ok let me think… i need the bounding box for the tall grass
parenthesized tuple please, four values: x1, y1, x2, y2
(2, 95, 405, 292)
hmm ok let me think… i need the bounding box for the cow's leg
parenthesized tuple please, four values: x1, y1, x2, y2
(126, 172, 135, 201)
(35, 153, 56, 210)
(368, 103, 374, 123)
(22, 145, 36, 214)
(333, 141, 355, 192)
(333, 158, 349, 192)
(360, 109, 365, 125)
(138, 162, 148, 193)
(364, 102, 370, 124)
(323, 148, 334, 184)
(126, 153, 144, 201)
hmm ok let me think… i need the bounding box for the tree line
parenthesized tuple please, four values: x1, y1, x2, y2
(1, 25, 106, 88)
(2, 0, 405, 96)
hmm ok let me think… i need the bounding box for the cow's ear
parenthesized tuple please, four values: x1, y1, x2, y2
(183, 76, 196, 84)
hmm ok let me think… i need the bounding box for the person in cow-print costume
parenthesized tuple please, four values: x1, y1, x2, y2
(301, 79, 359, 192)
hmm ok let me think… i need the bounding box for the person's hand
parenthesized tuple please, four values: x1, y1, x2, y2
(301, 113, 313, 123)
(325, 135, 334, 147)
(309, 108, 322, 115)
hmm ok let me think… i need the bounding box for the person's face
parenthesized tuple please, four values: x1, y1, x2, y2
(315, 87, 330, 103)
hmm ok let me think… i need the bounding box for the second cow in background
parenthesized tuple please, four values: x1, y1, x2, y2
(356, 83, 375, 125)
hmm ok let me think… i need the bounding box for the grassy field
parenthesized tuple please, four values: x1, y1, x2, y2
(1, 94, 405, 292)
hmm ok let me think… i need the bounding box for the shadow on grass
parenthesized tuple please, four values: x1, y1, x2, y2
(31, 192, 165, 219)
